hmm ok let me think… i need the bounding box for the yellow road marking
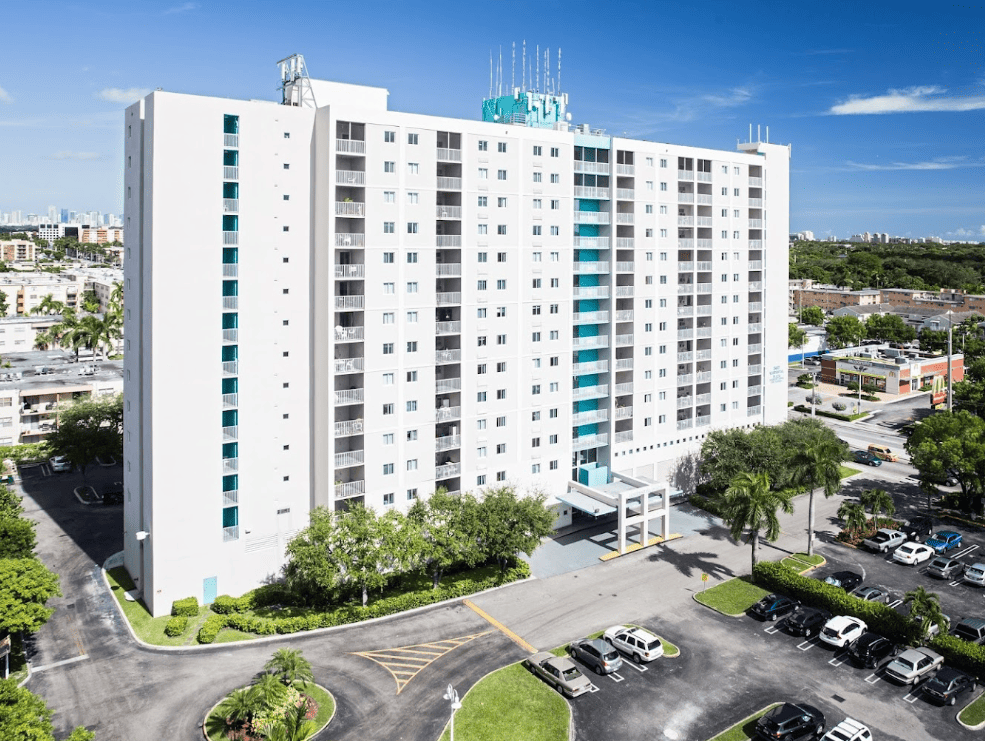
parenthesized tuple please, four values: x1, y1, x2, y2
(599, 533, 683, 561)
(462, 599, 537, 654)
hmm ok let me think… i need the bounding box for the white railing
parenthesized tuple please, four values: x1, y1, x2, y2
(677, 329, 693, 340)
(334, 296, 364, 310)
(749, 302, 763, 312)
(334, 419, 364, 437)
(573, 186, 609, 199)
(696, 349, 712, 360)
(748, 323, 763, 333)
(677, 352, 693, 362)
(336, 170, 366, 185)
(436, 378, 462, 393)
(336, 139, 366, 154)
(436, 205, 462, 219)
(574, 211, 610, 224)
(614, 358, 634, 370)
(697, 217, 713, 226)
(696, 261, 712, 271)
(573, 236, 609, 248)
(696, 284, 712, 294)
(678, 170, 693, 181)
(222, 231, 238, 245)
(691, 393, 710, 406)
(223, 458, 239, 474)
(573, 286, 610, 299)
(696, 372, 713, 383)
(616, 213, 634, 224)
(615, 286, 634, 297)
(436, 147, 462, 162)
(435, 349, 461, 363)
(572, 433, 608, 449)
(435, 435, 461, 452)
(749, 177, 763, 187)
(335, 233, 366, 247)
(222, 328, 238, 343)
(223, 198, 239, 213)
(221, 361, 238, 376)
(697, 172, 712, 182)
(695, 415, 711, 427)
(572, 409, 609, 425)
(335, 480, 366, 498)
(697, 327, 712, 338)
(614, 430, 634, 443)
(335, 201, 366, 216)
(749, 240, 763, 249)
(436, 321, 461, 335)
(435, 406, 461, 422)
(615, 334, 633, 346)
(573, 384, 608, 400)
(436, 462, 462, 479)
(574, 160, 610, 174)
(223, 526, 239, 542)
(748, 385, 763, 396)
(334, 357, 364, 373)
(677, 305, 694, 316)
(222, 425, 238, 441)
(224, 133, 239, 147)
(749, 343, 763, 354)
(334, 389, 365, 405)
(335, 327, 364, 341)
(223, 166, 239, 179)
(574, 261, 609, 274)
(572, 336, 609, 349)
(616, 163, 635, 175)
(335, 264, 365, 278)
(222, 393, 238, 408)
(676, 419, 693, 430)
(222, 490, 238, 506)
(697, 305, 712, 315)
(747, 405, 762, 417)
(678, 284, 694, 295)
(749, 261, 763, 270)
(436, 177, 462, 190)
(573, 311, 609, 324)
(697, 194, 713, 205)
(437, 292, 461, 305)
(614, 382, 634, 395)
(436, 263, 462, 276)
(749, 198, 763, 208)
(615, 310, 634, 321)
(677, 396, 693, 409)
(334, 450, 365, 467)
(748, 364, 762, 376)
(573, 360, 608, 374)
(436, 235, 462, 247)
(677, 374, 693, 385)
(615, 189, 635, 200)
(749, 281, 763, 291)
(678, 239, 694, 249)
(616, 238, 635, 249)
(678, 193, 694, 203)
(749, 219, 763, 228)
(222, 264, 238, 277)
(693, 240, 711, 249)
(677, 216, 694, 226)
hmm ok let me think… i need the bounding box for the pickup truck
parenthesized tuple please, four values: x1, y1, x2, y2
(862, 528, 907, 553)
(926, 531, 962, 554)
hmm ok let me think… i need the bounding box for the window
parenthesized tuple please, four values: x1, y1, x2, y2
(550, 303, 559, 313)
(406, 311, 418, 322)
(477, 195, 488, 207)
(532, 464, 541, 474)
(550, 382, 559, 392)
(532, 252, 542, 262)
(407, 193, 419, 205)
(496, 389, 507, 400)
(406, 459, 418, 470)
(477, 446, 487, 458)
(659, 298, 666, 307)
(721, 187, 728, 196)
(406, 282, 418, 293)
(384, 191, 395, 203)
(660, 228, 668, 237)
(496, 279, 506, 289)
(660, 182, 668, 191)
(532, 331, 541, 342)
(406, 341, 417, 353)
(477, 475, 487, 485)
(384, 131, 395, 142)
(477, 252, 487, 262)
(496, 443, 507, 454)
(407, 133, 418, 144)
(408, 163, 419, 174)
(549, 408, 558, 418)
(383, 372, 395, 384)
(496, 306, 507, 317)
(646, 229, 653, 237)
(497, 169, 507, 181)
(497, 361, 507, 372)
(550, 460, 559, 470)
(477, 419, 487, 430)
(498, 141, 507, 153)
(549, 434, 558, 444)
(532, 278, 541, 288)
(383, 463, 394, 475)
(658, 275, 666, 284)
(497, 334, 506, 345)
(384, 161, 395, 173)
(383, 493, 394, 506)
(407, 489, 418, 500)
(383, 403, 394, 415)
(497, 252, 507, 263)
(407, 222, 419, 234)
(550, 252, 560, 262)
(407, 430, 418, 442)
(496, 416, 507, 427)
(478, 140, 488, 151)
(532, 172, 542, 182)
(496, 471, 507, 482)
(532, 410, 541, 421)
(533, 145, 542, 156)
(383, 222, 395, 234)
(477, 308, 487, 318)
(551, 147, 559, 157)
(477, 224, 488, 235)
(532, 305, 541, 316)
(532, 225, 542, 236)
(477, 391, 487, 402)
(477, 363, 487, 375)
(550, 278, 559, 287)
(646, 180, 654, 190)
(659, 369, 667, 377)
(734, 188, 740, 196)
(383, 342, 394, 354)
(550, 173, 560, 183)
(406, 252, 418, 263)
(478, 168, 488, 179)
(497, 225, 507, 235)
(533, 198, 542, 209)
(532, 384, 541, 395)
(549, 330, 558, 340)
(477, 336, 487, 346)
(407, 370, 418, 381)
(550, 356, 559, 366)
(283, 163, 290, 169)
(550, 226, 560, 236)
(660, 158, 667, 168)
(477, 280, 487, 290)
(383, 433, 394, 445)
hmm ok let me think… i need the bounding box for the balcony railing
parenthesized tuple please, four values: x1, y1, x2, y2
(615, 188, 635, 200)
(749, 198, 763, 208)
(695, 393, 711, 405)
(224, 134, 239, 147)
(697, 194, 713, 205)
(436, 321, 461, 335)
(749, 281, 763, 291)
(615, 406, 633, 420)
(696, 371, 712, 383)
(222, 458, 238, 474)
(435, 462, 461, 479)
(676, 419, 693, 431)
(677, 305, 694, 316)
(573, 237, 609, 248)
(335, 201, 366, 217)
(335, 480, 366, 498)
(695, 415, 711, 427)
(677, 374, 693, 385)
(436, 236, 462, 247)
(223, 526, 239, 542)
(615, 310, 634, 321)
(697, 172, 712, 183)
(436, 147, 462, 162)
(334, 295, 364, 310)
(615, 238, 635, 249)
(436, 205, 462, 219)
(678, 239, 694, 249)
(677, 217, 694, 226)
(697, 216, 713, 226)
(574, 161, 610, 174)
(222, 231, 239, 245)
(222, 393, 238, 409)
(335, 326, 365, 341)
(615, 334, 633, 346)
(614, 358, 634, 370)
(574, 261, 609, 274)
(437, 292, 461, 305)
(696, 327, 712, 338)
(748, 385, 763, 397)
(747, 405, 762, 416)
(574, 211, 610, 224)
(614, 430, 633, 443)
(749, 176, 763, 187)
(677, 396, 693, 409)
(573, 384, 608, 400)
(223, 166, 239, 180)
(436, 177, 462, 190)
(573, 186, 610, 199)
(678, 284, 694, 295)
(573, 360, 608, 374)
(677, 352, 693, 362)
(222, 328, 238, 343)
(696, 349, 712, 360)
(336, 139, 366, 154)
(334, 357, 364, 374)
(336, 170, 366, 185)
(616, 213, 634, 224)
(335, 233, 366, 247)
(223, 198, 239, 213)
(616, 163, 635, 175)
(334, 419, 364, 437)
(222, 425, 238, 441)
(436, 378, 462, 393)
(696, 284, 712, 294)
(335, 265, 365, 279)
(749, 343, 763, 354)
(222, 264, 238, 277)
(222, 490, 238, 506)
(573, 310, 609, 324)
(748, 364, 762, 376)
(334, 388, 365, 405)
(697, 305, 713, 315)
(748, 323, 763, 333)
(749, 219, 763, 228)
(677, 193, 694, 203)
(696, 261, 712, 271)
(436, 263, 462, 276)
(572, 286, 610, 299)
(749, 240, 763, 249)
(572, 433, 608, 450)
(572, 409, 608, 425)
(677, 329, 693, 340)
(435, 435, 461, 452)
(749, 302, 763, 312)
(615, 286, 634, 297)
(435, 349, 462, 364)
(334, 450, 365, 467)
(748, 260, 763, 270)
(222, 361, 238, 376)
(572, 336, 609, 349)
(435, 406, 461, 422)
(614, 382, 633, 395)
(677, 170, 693, 181)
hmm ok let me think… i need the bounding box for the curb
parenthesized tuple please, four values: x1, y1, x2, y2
(956, 688, 985, 730)
(202, 682, 336, 741)
(691, 592, 747, 619)
(102, 567, 537, 653)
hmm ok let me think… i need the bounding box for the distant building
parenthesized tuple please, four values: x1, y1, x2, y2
(0, 239, 37, 262)
(77, 225, 124, 245)
(792, 285, 881, 312)
(820, 344, 962, 396)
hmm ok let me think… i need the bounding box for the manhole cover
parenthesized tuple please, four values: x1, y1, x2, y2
(66, 603, 76, 610)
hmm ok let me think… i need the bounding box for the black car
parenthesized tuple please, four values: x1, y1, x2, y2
(847, 631, 899, 669)
(823, 571, 863, 592)
(900, 517, 934, 540)
(754, 702, 825, 741)
(785, 606, 832, 638)
(750, 594, 800, 622)
(922, 667, 976, 706)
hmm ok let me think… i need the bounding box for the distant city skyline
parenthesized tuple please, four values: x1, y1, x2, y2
(0, 1, 982, 237)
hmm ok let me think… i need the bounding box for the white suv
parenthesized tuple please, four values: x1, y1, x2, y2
(820, 616, 866, 648)
(602, 625, 664, 663)
(822, 718, 872, 741)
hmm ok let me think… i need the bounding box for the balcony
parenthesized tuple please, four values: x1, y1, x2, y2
(748, 364, 762, 376)
(222, 231, 239, 245)
(334, 419, 364, 437)
(697, 194, 712, 205)
(749, 198, 763, 208)
(222, 328, 238, 343)
(574, 211, 610, 225)
(573, 384, 608, 401)
(222, 264, 238, 277)
(677, 170, 693, 181)
(748, 323, 763, 333)
(334, 388, 364, 405)
(614, 310, 634, 321)
(677, 284, 694, 295)
(573, 409, 609, 425)
(437, 292, 461, 305)
(334, 326, 364, 342)
(677, 305, 694, 317)
(435, 435, 461, 452)
(749, 302, 763, 312)
(749, 176, 763, 187)
(749, 219, 763, 228)
(614, 358, 634, 370)
(615, 188, 635, 201)
(224, 133, 239, 148)
(574, 161, 610, 174)
(614, 430, 633, 443)
(436, 462, 462, 479)
(222, 361, 238, 376)
(334, 357, 364, 373)
(573, 186, 610, 199)
(223, 198, 239, 213)
(437, 177, 462, 190)
(573, 360, 608, 374)
(572, 433, 608, 451)
(615, 286, 634, 298)
(222, 393, 238, 409)
(678, 239, 694, 249)
(435, 406, 462, 423)
(334, 264, 365, 278)
(677, 328, 693, 340)
(335, 201, 366, 217)
(695, 393, 711, 405)
(335, 233, 366, 247)
(223, 166, 239, 180)
(435, 349, 461, 364)
(335, 480, 366, 498)
(678, 193, 694, 203)
(334, 450, 365, 467)
(748, 260, 763, 270)
(334, 295, 364, 310)
(616, 213, 634, 224)
(697, 305, 712, 315)
(436, 321, 461, 335)
(572, 335, 609, 350)
(677, 374, 693, 385)
(336, 139, 366, 154)
(677, 396, 693, 409)
(615, 334, 633, 346)
(336, 170, 366, 186)
(748, 343, 763, 354)
(436, 148, 462, 162)
(436, 263, 462, 276)
(572, 286, 610, 299)
(614, 382, 633, 395)
(573, 310, 609, 324)
(696, 284, 713, 294)
(748, 281, 763, 291)
(573, 236, 609, 248)
(677, 217, 694, 226)
(222, 458, 239, 474)
(436, 236, 462, 247)
(436, 205, 462, 219)
(697, 216, 713, 227)
(695, 415, 711, 427)
(697, 172, 712, 183)
(436, 378, 461, 393)
(747, 405, 762, 417)
(676, 419, 693, 431)
(696, 371, 712, 383)
(574, 261, 610, 274)
(748, 385, 763, 396)
(695, 349, 712, 360)
(615, 238, 635, 249)
(677, 351, 693, 362)
(749, 240, 763, 249)
(222, 425, 238, 441)
(222, 490, 238, 506)
(223, 526, 239, 542)
(616, 163, 635, 175)
(696, 327, 712, 338)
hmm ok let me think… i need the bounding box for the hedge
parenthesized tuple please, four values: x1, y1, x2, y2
(689, 493, 726, 518)
(164, 615, 188, 637)
(929, 634, 985, 680)
(171, 596, 199, 617)
(792, 405, 867, 422)
(197, 562, 530, 644)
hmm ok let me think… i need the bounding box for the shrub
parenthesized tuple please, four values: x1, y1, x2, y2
(196, 614, 228, 644)
(832, 401, 846, 411)
(689, 493, 726, 518)
(171, 596, 199, 617)
(210, 595, 238, 614)
(164, 615, 188, 637)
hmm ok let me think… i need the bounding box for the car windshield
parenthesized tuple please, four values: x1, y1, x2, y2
(930, 559, 947, 568)
(896, 658, 916, 671)
(931, 532, 949, 540)
(969, 568, 984, 576)
(899, 545, 915, 553)
(824, 577, 840, 585)
(827, 731, 852, 741)
(561, 667, 582, 681)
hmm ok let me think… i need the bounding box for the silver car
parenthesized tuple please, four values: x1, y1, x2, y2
(884, 647, 943, 685)
(567, 638, 623, 675)
(525, 651, 592, 697)
(926, 557, 965, 580)
(964, 564, 985, 587)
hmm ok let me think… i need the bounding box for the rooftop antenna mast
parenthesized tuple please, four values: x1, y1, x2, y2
(522, 40, 526, 90)
(512, 42, 515, 91)
(536, 45, 539, 93)
(546, 47, 551, 94)
(277, 53, 316, 108)
(498, 46, 503, 96)
(489, 51, 493, 98)
(557, 48, 561, 94)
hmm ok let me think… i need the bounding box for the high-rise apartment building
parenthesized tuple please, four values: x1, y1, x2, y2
(124, 66, 790, 616)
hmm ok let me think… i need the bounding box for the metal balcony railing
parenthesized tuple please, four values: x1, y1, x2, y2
(336, 139, 366, 154)
(435, 462, 461, 479)
(334, 264, 365, 278)
(334, 389, 365, 405)
(336, 170, 366, 185)
(335, 201, 366, 216)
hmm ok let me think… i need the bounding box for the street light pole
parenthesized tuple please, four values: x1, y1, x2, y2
(444, 684, 461, 741)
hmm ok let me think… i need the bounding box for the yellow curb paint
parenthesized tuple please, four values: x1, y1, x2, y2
(463, 600, 537, 654)
(598, 533, 683, 561)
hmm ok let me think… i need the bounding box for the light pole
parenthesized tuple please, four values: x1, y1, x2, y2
(443, 684, 462, 741)
(851, 362, 867, 415)
(811, 369, 820, 419)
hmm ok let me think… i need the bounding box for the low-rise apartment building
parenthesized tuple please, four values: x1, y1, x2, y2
(0, 240, 37, 262)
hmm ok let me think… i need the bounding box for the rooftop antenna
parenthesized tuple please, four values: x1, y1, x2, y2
(498, 46, 503, 96)
(276, 53, 316, 108)
(757, 124, 761, 142)
(489, 51, 493, 98)
(749, 123, 752, 143)
(557, 48, 562, 94)
(522, 40, 526, 90)
(512, 42, 515, 91)
(536, 45, 539, 93)
(766, 125, 769, 143)
(546, 47, 550, 95)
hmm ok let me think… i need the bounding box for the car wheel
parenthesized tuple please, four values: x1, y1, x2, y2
(633, 653, 643, 664)
(805, 628, 814, 637)
(770, 613, 778, 622)
(555, 683, 563, 694)
(815, 722, 823, 737)
(950, 695, 957, 706)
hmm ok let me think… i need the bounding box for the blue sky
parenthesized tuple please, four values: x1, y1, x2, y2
(1, 0, 983, 239)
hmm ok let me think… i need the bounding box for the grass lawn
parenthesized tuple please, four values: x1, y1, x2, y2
(780, 552, 826, 574)
(959, 692, 985, 727)
(204, 681, 334, 741)
(694, 576, 769, 616)
(438, 662, 568, 741)
(839, 465, 861, 479)
(707, 704, 781, 741)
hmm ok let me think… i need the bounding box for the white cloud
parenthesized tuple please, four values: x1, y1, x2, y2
(46, 151, 103, 161)
(97, 87, 152, 104)
(164, 2, 199, 13)
(664, 86, 754, 123)
(846, 156, 985, 171)
(830, 85, 985, 114)
(0, 85, 12, 104)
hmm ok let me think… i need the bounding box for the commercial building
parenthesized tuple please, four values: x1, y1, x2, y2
(820, 344, 963, 396)
(123, 62, 791, 616)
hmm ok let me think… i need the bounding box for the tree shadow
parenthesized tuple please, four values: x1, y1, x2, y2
(646, 542, 735, 583)
(668, 451, 702, 496)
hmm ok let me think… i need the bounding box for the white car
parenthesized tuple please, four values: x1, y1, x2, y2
(602, 624, 664, 663)
(49, 455, 71, 472)
(892, 542, 935, 566)
(964, 563, 985, 587)
(822, 718, 872, 741)
(820, 616, 867, 648)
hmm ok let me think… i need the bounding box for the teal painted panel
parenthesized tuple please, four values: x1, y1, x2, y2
(221, 345, 237, 362)
(578, 274, 599, 288)
(222, 506, 238, 527)
(577, 249, 600, 261)
(579, 224, 599, 238)
(221, 377, 237, 393)
(222, 182, 238, 198)
(222, 474, 238, 492)
(221, 313, 238, 329)
(576, 373, 597, 388)
(222, 409, 238, 427)
(222, 215, 238, 231)
(223, 150, 238, 166)
(203, 577, 218, 605)
(576, 398, 597, 413)
(576, 199, 600, 213)
(577, 349, 599, 363)
(576, 423, 598, 436)
(222, 247, 238, 264)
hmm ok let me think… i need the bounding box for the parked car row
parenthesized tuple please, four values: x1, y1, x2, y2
(754, 703, 875, 741)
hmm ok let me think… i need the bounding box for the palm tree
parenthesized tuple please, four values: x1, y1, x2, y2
(837, 501, 868, 535)
(215, 687, 257, 729)
(33, 329, 53, 351)
(263, 702, 315, 741)
(30, 294, 64, 316)
(904, 586, 947, 640)
(265, 648, 314, 686)
(97, 311, 123, 357)
(251, 672, 289, 713)
(109, 281, 123, 314)
(791, 438, 847, 556)
(860, 488, 896, 520)
(718, 471, 795, 572)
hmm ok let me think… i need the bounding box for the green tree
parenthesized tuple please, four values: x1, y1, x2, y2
(825, 315, 865, 349)
(215, 687, 257, 729)
(904, 586, 947, 640)
(798, 306, 825, 326)
(407, 489, 483, 588)
(0, 679, 54, 741)
(865, 313, 916, 343)
(264, 701, 315, 741)
(44, 395, 123, 485)
(67, 728, 95, 741)
(264, 648, 314, 686)
(860, 488, 895, 518)
(80, 290, 100, 314)
(109, 282, 123, 314)
(29, 294, 64, 317)
(475, 486, 555, 572)
(284, 508, 345, 606)
(333, 504, 408, 606)
(0, 485, 23, 519)
(0, 517, 36, 559)
(0, 290, 9, 316)
(718, 472, 794, 572)
(918, 328, 948, 354)
(905, 410, 985, 515)
(837, 501, 868, 534)
(0, 558, 61, 635)
(790, 437, 848, 556)
(788, 323, 807, 349)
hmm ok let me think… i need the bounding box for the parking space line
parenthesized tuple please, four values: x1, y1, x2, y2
(955, 545, 980, 559)
(763, 625, 781, 635)
(797, 638, 817, 651)
(828, 651, 847, 667)
(865, 673, 881, 684)
(886, 599, 903, 609)
(621, 660, 648, 673)
(588, 684, 601, 693)
(903, 690, 920, 703)
(950, 579, 964, 587)
(608, 672, 625, 683)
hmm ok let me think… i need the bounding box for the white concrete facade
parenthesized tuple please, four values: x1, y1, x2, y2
(124, 78, 790, 616)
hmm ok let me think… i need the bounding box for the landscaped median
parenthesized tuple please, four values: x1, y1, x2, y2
(779, 552, 825, 574)
(706, 703, 781, 741)
(694, 576, 770, 617)
(958, 690, 985, 729)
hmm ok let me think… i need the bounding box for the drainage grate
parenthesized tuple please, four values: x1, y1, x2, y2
(832, 694, 845, 703)
(66, 603, 76, 610)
